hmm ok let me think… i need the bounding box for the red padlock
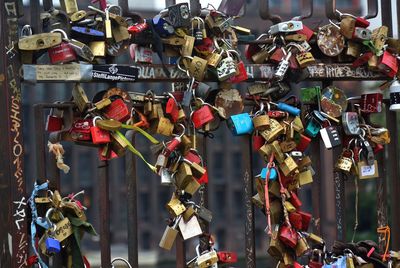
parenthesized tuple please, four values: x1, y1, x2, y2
(229, 60, 248, 83)
(98, 146, 118, 161)
(46, 108, 63, 132)
(91, 117, 111, 144)
(197, 168, 208, 184)
(195, 37, 214, 54)
(296, 134, 311, 152)
(191, 105, 215, 129)
(298, 211, 312, 231)
(355, 17, 370, 28)
(297, 25, 314, 41)
(184, 149, 202, 164)
(352, 52, 373, 67)
(69, 119, 92, 141)
(253, 133, 265, 151)
(270, 48, 285, 63)
(48, 30, 77, 64)
(127, 22, 149, 34)
(165, 95, 180, 123)
(373, 143, 384, 154)
(104, 98, 130, 122)
(293, 261, 303, 268)
(279, 225, 299, 248)
(289, 212, 303, 230)
(163, 124, 185, 156)
(378, 51, 398, 78)
(217, 251, 238, 264)
(361, 93, 383, 113)
(290, 191, 302, 208)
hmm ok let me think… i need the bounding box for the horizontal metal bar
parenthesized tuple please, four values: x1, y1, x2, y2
(22, 63, 390, 83)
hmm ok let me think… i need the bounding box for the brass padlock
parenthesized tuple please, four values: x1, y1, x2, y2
(284, 201, 296, 213)
(261, 118, 284, 143)
(280, 140, 297, 153)
(253, 114, 270, 130)
(89, 41, 106, 57)
(340, 16, 356, 39)
(292, 116, 304, 133)
(166, 195, 186, 217)
(298, 156, 312, 170)
(368, 54, 379, 71)
(252, 193, 264, 208)
(346, 41, 361, 58)
(295, 234, 310, 257)
(296, 169, 313, 186)
(112, 25, 130, 43)
(258, 144, 272, 159)
(175, 162, 193, 189)
(279, 155, 298, 176)
(296, 52, 316, 68)
(372, 26, 388, 51)
(184, 178, 201, 195)
(268, 229, 285, 261)
(270, 200, 283, 224)
(206, 49, 223, 67)
(183, 206, 196, 222)
(60, 0, 78, 14)
(189, 56, 208, 81)
(335, 154, 353, 172)
(72, 83, 90, 112)
(181, 35, 195, 57)
(271, 140, 285, 164)
(159, 216, 182, 250)
(18, 32, 62, 50)
(152, 117, 174, 136)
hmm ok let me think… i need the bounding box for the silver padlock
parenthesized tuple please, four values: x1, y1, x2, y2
(269, 20, 303, 35)
(217, 50, 237, 81)
(274, 47, 292, 81)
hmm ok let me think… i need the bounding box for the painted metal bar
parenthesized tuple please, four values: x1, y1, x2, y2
(310, 138, 321, 235)
(326, 0, 378, 20)
(99, 161, 111, 268)
(293, 0, 313, 20)
(176, 234, 186, 267)
(241, 136, 256, 268)
(190, 0, 201, 16)
(125, 131, 139, 268)
(22, 63, 391, 83)
(0, 1, 28, 268)
(199, 135, 210, 253)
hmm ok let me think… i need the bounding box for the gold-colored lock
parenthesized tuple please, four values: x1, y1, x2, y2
(335, 155, 353, 172)
(280, 140, 297, 153)
(292, 116, 304, 133)
(258, 144, 272, 159)
(270, 200, 283, 224)
(298, 156, 312, 170)
(166, 195, 186, 217)
(287, 176, 300, 192)
(112, 25, 130, 43)
(206, 50, 223, 67)
(61, 0, 78, 14)
(175, 162, 193, 189)
(51, 190, 63, 208)
(110, 132, 128, 156)
(255, 177, 266, 203)
(271, 140, 285, 164)
(195, 250, 219, 268)
(296, 169, 313, 186)
(347, 255, 356, 268)
(18, 33, 62, 50)
(296, 52, 316, 68)
(346, 41, 361, 58)
(251, 48, 271, 64)
(284, 201, 296, 213)
(252, 193, 264, 208)
(368, 54, 379, 71)
(253, 114, 270, 130)
(269, 181, 281, 199)
(357, 160, 379, 179)
(340, 16, 356, 39)
(180, 135, 192, 155)
(159, 216, 181, 250)
(307, 233, 324, 244)
(184, 177, 201, 195)
(70, 10, 86, 22)
(162, 37, 185, 46)
(279, 156, 298, 176)
(189, 56, 208, 81)
(89, 41, 106, 57)
(181, 35, 195, 57)
(372, 26, 388, 51)
(152, 117, 174, 136)
(104, 8, 113, 40)
(261, 118, 284, 143)
(183, 206, 196, 222)
(295, 235, 310, 257)
(72, 83, 90, 112)
(283, 251, 294, 266)
(268, 230, 285, 261)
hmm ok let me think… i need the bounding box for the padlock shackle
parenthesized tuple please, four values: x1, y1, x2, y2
(259, 0, 282, 24)
(291, 0, 314, 21)
(325, 0, 378, 20)
(111, 257, 133, 268)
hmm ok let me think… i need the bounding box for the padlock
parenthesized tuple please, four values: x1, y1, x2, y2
(51, 28, 94, 62)
(227, 113, 254, 135)
(159, 215, 182, 250)
(191, 105, 215, 129)
(178, 215, 203, 240)
(295, 233, 310, 257)
(89, 41, 106, 57)
(253, 114, 270, 131)
(389, 80, 400, 111)
(320, 126, 341, 149)
(112, 25, 130, 43)
(166, 195, 186, 217)
(135, 46, 153, 63)
(298, 211, 312, 231)
(358, 160, 379, 179)
(279, 225, 299, 248)
(260, 166, 277, 181)
(91, 117, 111, 144)
(317, 24, 345, 57)
(340, 16, 356, 39)
(253, 132, 265, 151)
(191, 17, 206, 44)
(274, 48, 292, 81)
(335, 152, 353, 172)
(183, 177, 201, 196)
(378, 51, 398, 78)
(296, 134, 311, 152)
(195, 245, 219, 268)
(168, 2, 190, 28)
(195, 205, 213, 222)
(217, 50, 238, 81)
(279, 155, 298, 177)
(188, 56, 208, 81)
(305, 118, 321, 138)
(217, 251, 238, 264)
(284, 201, 297, 213)
(342, 112, 361, 135)
(214, 15, 233, 33)
(47, 29, 77, 64)
(60, 0, 78, 14)
(45, 208, 72, 244)
(296, 52, 316, 68)
(353, 27, 372, 41)
(70, 119, 92, 141)
(361, 93, 383, 113)
(228, 50, 248, 83)
(297, 24, 314, 41)
(296, 169, 313, 186)
(371, 26, 388, 51)
(181, 35, 195, 57)
(309, 249, 324, 268)
(175, 162, 194, 189)
(261, 118, 284, 142)
(45, 236, 61, 254)
(46, 108, 64, 132)
(18, 32, 62, 50)
(270, 21, 303, 35)
(153, 117, 174, 136)
(104, 98, 130, 122)
(152, 15, 174, 37)
(206, 48, 224, 67)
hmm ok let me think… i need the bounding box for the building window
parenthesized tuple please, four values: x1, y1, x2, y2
(233, 190, 244, 218)
(140, 192, 150, 220)
(212, 152, 224, 180)
(216, 229, 226, 250)
(214, 189, 226, 217)
(232, 152, 242, 175)
(141, 231, 151, 250)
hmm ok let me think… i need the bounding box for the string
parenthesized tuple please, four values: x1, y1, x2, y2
(351, 177, 359, 242)
(377, 226, 391, 262)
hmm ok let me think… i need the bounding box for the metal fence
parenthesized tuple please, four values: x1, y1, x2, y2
(1, 0, 400, 267)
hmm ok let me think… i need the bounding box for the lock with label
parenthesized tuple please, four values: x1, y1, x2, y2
(70, 119, 92, 141)
(336, 150, 354, 172)
(188, 56, 208, 81)
(361, 93, 383, 113)
(159, 215, 182, 250)
(320, 125, 341, 149)
(135, 46, 153, 63)
(178, 215, 203, 240)
(227, 113, 254, 135)
(104, 98, 130, 122)
(217, 50, 238, 81)
(261, 118, 284, 142)
(47, 29, 77, 64)
(378, 51, 398, 78)
(168, 2, 190, 28)
(194, 245, 219, 268)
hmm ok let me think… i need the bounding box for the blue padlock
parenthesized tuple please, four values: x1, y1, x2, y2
(305, 119, 321, 137)
(152, 15, 175, 37)
(45, 237, 61, 254)
(260, 167, 277, 180)
(271, 102, 301, 116)
(227, 113, 254, 135)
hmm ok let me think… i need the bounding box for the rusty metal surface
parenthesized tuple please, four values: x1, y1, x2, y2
(199, 136, 210, 253)
(241, 137, 256, 268)
(0, 1, 28, 267)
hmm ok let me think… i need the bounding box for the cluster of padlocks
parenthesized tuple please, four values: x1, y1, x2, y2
(19, 0, 400, 267)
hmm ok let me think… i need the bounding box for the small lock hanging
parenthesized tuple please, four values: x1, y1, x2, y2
(91, 116, 111, 144)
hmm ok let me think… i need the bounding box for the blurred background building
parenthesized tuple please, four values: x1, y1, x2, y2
(20, 0, 397, 266)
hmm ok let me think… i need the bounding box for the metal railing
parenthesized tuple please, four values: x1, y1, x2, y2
(0, 0, 399, 268)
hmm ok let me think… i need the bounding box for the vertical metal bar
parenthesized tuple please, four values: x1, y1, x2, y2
(190, 0, 201, 16)
(0, 1, 28, 268)
(387, 108, 400, 249)
(34, 105, 47, 181)
(118, 0, 129, 16)
(199, 136, 210, 252)
(310, 139, 321, 235)
(241, 136, 256, 268)
(376, 150, 387, 251)
(381, 0, 393, 36)
(126, 131, 139, 268)
(99, 162, 111, 268)
(176, 234, 186, 267)
(165, 0, 176, 7)
(30, 0, 42, 33)
(325, 0, 338, 20)
(259, 0, 282, 23)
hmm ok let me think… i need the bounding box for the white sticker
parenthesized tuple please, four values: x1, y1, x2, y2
(361, 164, 375, 176)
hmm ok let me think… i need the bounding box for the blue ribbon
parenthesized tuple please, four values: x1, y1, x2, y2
(28, 181, 50, 268)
